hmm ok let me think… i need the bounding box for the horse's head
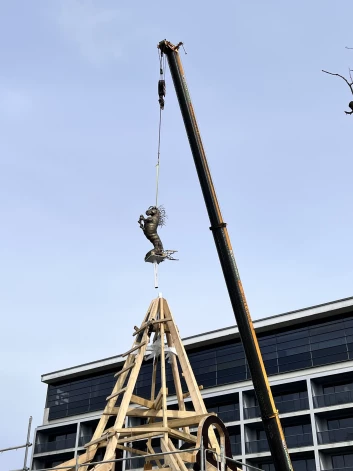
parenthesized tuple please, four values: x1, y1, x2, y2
(146, 206, 158, 216)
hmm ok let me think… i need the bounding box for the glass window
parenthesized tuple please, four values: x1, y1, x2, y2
(262, 351, 278, 360)
(258, 334, 277, 346)
(279, 359, 312, 373)
(263, 358, 278, 368)
(276, 328, 309, 343)
(310, 337, 346, 351)
(277, 345, 311, 357)
(278, 351, 311, 364)
(323, 385, 334, 394)
(263, 465, 275, 471)
(328, 419, 340, 430)
(259, 344, 277, 354)
(312, 349, 348, 367)
(276, 337, 310, 352)
(345, 453, 353, 466)
(47, 312, 353, 420)
(292, 458, 315, 471)
(332, 455, 345, 467)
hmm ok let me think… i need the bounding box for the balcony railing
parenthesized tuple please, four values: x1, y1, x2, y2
(317, 426, 353, 444)
(245, 433, 313, 454)
(244, 397, 309, 419)
(285, 432, 313, 448)
(218, 408, 240, 423)
(313, 389, 353, 408)
(245, 437, 269, 454)
(230, 441, 241, 456)
(125, 457, 146, 470)
(78, 435, 93, 447)
(322, 468, 353, 471)
(34, 436, 76, 454)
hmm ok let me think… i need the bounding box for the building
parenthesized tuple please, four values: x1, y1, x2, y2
(31, 296, 353, 471)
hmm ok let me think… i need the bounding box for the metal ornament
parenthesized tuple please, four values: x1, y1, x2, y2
(138, 205, 177, 288)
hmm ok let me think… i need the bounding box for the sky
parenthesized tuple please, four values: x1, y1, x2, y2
(0, 0, 353, 469)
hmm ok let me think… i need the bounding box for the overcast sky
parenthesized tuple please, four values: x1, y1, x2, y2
(1, 1, 353, 469)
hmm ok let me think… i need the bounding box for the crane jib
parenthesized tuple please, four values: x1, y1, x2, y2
(157, 39, 294, 471)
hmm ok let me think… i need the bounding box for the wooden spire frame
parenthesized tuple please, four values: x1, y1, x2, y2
(53, 297, 240, 471)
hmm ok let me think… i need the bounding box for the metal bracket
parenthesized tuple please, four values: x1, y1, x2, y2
(209, 222, 227, 231)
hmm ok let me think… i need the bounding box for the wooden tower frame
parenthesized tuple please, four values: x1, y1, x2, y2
(53, 296, 240, 471)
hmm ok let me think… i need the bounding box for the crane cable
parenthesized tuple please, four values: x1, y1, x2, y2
(155, 50, 166, 207)
(155, 107, 162, 207)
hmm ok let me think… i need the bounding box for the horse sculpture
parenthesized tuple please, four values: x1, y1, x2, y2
(138, 205, 177, 264)
(138, 206, 165, 256)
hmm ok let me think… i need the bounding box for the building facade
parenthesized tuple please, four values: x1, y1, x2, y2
(31, 297, 353, 471)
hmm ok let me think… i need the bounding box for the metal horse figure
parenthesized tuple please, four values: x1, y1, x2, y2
(138, 206, 166, 258)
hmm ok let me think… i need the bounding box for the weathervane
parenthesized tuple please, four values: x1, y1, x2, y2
(138, 205, 177, 288)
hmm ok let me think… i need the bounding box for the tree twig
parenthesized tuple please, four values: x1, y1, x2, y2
(322, 69, 353, 115)
(322, 69, 353, 94)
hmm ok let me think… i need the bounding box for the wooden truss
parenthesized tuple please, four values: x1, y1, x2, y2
(54, 296, 240, 471)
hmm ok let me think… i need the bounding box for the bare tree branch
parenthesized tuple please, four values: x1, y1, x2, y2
(322, 47, 353, 115)
(322, 69, 353, 93)
(322, 69, 353, 115)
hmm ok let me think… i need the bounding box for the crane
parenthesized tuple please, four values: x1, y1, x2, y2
(158, 39, 294, 471)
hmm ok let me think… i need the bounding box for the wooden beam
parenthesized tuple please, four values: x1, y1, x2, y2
(183, 385, 204, 399)
(152, 387, 168, 410)
(104, 408, 202, 418)
(101, 298, 160, 468)
(164, 299, 220, 453)
(122, 341, 147, 357)
(167, 438, 189, 471)
(132, 321, 152, 337)
(84, 432, 114, 448)
(114, 362, 135, 378)
(107, 412, 215, 432)
(167, 428, 197, 444)
(113, 426, 169, 435)
(146, 442, 164, 468)
(166, 413, 216, 429)
(166, 331, 190, 434)
(130, 394, 154, 409)
(53, 452, 90, 471)
(106, 415, 207, 432)
(160, 437, 179, 471)
(159, 297, 168, 431)
(115, 444, 147, 456)
(115, 431, 162, 444)
(179, 451, 197, 463)
(106, 386, 127, 401)
(150, 350, 159, 402)
(164, 300, 205, 414)
(151, 318, 172, 325)
(53, 299, 157, 471)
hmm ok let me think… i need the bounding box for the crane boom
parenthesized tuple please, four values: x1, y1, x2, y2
(158, 39, 293, 471)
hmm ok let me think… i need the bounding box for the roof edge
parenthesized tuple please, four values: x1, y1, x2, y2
(42, 295, 353, 384)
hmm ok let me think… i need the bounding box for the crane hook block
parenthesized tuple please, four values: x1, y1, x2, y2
(158, 79, 166, 110)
